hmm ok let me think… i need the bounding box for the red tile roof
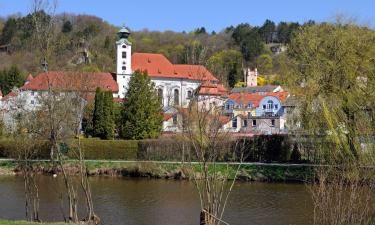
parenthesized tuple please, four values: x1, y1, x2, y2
(228, 91, 289, 106)
(266, 91, 289, 102)
(2, 91, 18, 101)
(132, 53, 218, 82)
(26, 74, 33, 82)
(228, 93, 264, 107)
(198, 82, 227, 96)
(21, 71, 118, 92)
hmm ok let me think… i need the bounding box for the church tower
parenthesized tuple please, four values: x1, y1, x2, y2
(116, 27, 132, 98)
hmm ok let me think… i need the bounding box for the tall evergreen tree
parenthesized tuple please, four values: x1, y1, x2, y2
(92, 88, 115, 139)
(102, 90, 115, 139)
(93, 88, 104, 137)
(120, 70, 163, 140)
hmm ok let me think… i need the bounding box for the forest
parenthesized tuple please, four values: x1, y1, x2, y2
(0, 11, 314, 94)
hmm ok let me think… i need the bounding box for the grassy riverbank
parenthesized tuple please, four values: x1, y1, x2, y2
(0, 159, 314, 182)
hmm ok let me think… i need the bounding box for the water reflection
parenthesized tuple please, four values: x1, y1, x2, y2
(0, 176, 312, 225)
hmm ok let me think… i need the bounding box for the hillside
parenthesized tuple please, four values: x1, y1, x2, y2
(0, 11, 309, 88)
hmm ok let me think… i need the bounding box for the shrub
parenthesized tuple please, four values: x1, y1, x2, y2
(67, 138, 138, 160)
(0, 138, 50, 159)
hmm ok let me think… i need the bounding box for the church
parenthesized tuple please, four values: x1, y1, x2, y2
(115, 27, 225, 107)
(0, 27, 226, 110)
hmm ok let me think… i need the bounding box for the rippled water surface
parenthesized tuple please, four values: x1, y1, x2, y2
(0, 176, 312, 225)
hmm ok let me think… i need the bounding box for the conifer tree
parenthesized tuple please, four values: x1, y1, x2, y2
(0, 65, 24, 95)
(120, 70, 163, 139)
(93, 88, 104, 137)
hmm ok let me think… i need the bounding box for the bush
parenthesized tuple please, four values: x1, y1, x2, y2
(67, 138, 138, 160)
(0, 138, 50, 159)
(138, 138, 191, 161)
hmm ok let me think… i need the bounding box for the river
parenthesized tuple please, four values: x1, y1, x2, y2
(0, 175, 312, 225)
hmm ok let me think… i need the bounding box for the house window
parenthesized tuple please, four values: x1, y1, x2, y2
(187, 90, 193, 99)
(229, 104, 234, 109)
(232, 117, 237, 128)
(174, 89, 179, 106)
(173, 114, 178, 125)
(31, 91, 35, 96)
(243, 119, 248, 127)
(31, 100, 35, 105)
(266, 100, 274, 109)
(122, 51, 127, 58)
(157, 88, 163, 104)
(123, 76, 125, 78)
(271, 119, 275, 127)
(247, 102, 253, 108)
(122, 66, 126, 70)
(252, 120, 256, 127)
(263, 105, 266, 109)
(122, 45, 126, 48)
(275, 104, 278, 110)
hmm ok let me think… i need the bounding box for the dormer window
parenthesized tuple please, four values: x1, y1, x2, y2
(266, 100, 274, 109)
(247, 102, 253, 108)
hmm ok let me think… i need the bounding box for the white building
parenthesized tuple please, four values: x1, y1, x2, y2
(115, 27, 224, 107)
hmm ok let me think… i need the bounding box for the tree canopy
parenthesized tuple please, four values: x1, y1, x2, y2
(282, 21, 375, 162)
(120, 70, 163, 140)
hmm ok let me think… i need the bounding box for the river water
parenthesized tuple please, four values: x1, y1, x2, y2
(0, 175, 312, 225)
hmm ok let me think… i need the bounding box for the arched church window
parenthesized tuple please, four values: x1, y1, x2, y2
(157, 88, 163, 104)
(174, 89, 179, 106)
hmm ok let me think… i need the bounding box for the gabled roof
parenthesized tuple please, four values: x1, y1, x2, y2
(131, 53, 218, 82)
(163, 113, 173, 121)
(26, 74, 33, 82)
(231, 85, 282, 94)
(198, 82, 227, 96)
(228, 93, 264, 107)
(21, 71, 118, 92)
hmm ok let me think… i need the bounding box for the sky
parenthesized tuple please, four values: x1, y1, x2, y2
(0, 0, 374, 32)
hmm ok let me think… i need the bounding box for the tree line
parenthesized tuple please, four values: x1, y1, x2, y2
(0, 11, 315, 87)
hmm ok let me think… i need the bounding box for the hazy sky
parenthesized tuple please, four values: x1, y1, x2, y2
(0, 0, 374, 32)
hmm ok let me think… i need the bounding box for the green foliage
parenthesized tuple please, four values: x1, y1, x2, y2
(259, 19, 276, 43)
(232, 23, 265, 62)
(256, 54, 273, 74)
(82, 102, 94, 136)
(0, 17, 17, 44)
(120, 70, 163, 140)
(207, 49, 243, 87)
(0, 139, 50, 159)
(276, 22, 300, 44)
(92, 88, 115, 139)
(0, 65, 24, 95)
(68, 138, 138, 160)
(283, 22, 375, 163)
(234, 82, 246, 88)
(61, 20, 72, 33)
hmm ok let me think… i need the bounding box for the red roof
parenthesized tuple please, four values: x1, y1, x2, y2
(26, 74, 33, 82)
(228, 91, 289, 106)
(228, 93, 264, 107)
(267, 91, 289, 102)
(2, 91, 18, 101)
(21, 71, 118, 92)
(132, 53, 218, 82)
(198, 82, 227, 96)
(163, 113, 173, 121)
